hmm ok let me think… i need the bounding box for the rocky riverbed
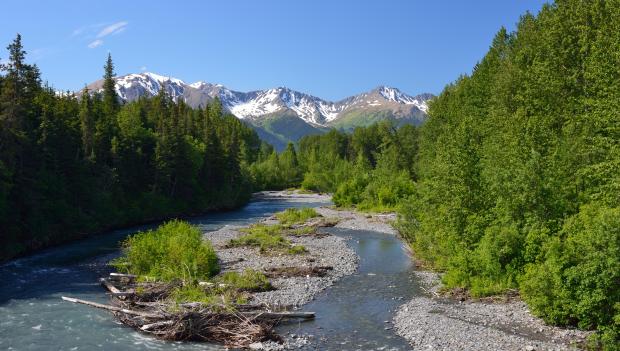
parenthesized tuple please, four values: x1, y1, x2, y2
(393, 271, 591, 351)
(202, 192, 402, 310)
(205, 191, 591, 350)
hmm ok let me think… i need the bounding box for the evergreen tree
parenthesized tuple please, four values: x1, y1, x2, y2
(79, 87, 95, 160)
(102, 53, 119, 115)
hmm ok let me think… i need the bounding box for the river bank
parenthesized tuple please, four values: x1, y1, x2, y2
(393, 271, 591, 350)
(0, 192, 330, 351)
(235, 191, 590, 350)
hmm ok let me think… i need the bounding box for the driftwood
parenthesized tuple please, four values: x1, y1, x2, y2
(198, 281, 228, 288)
(100, 278, 122, 294)
(264, 266, 333, 278)
(244, 311, 314, 321)
(109, 273, 137, 280)
(140, 320, 175, 331)
(61, 296, 163, 319)
(64, 271, 316, 348)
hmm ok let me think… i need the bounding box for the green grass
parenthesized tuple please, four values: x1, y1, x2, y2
(287, 245, 308, 255)
(289, 226, 315, 236)
(168, 269, 273, 308)
(110, 220, 219, 282)
(169, 284, 248, 307)
(229, 224, 306, 255)
(215, 269, 273, 292)
(230, 224, 288, 250)
(275, 207, 320, 226)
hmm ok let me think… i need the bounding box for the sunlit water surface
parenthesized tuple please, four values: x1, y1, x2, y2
(1, 196, 420, 350)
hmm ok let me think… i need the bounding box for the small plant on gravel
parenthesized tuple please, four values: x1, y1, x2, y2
(287, 245, 308, 255)
(215, 269, 273, 292)
(230, 224, 288, 251)
(276, 207, 320, 226)
(289, 226, 315, 236)
(229, 224, 308, 255)
(110, 220, 219, 282)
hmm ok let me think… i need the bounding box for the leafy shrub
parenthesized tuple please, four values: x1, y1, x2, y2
(520, 204, 620, 345)
(357, 170, 415, 212)
(333, 174, 368, 208)
(111, 220, 219, 282)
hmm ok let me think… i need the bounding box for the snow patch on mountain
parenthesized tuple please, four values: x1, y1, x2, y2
(89, 72, 433, 126)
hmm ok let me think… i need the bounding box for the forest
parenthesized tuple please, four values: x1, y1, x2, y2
(0, 36, 263, 262)
(252, 0, 620, 347)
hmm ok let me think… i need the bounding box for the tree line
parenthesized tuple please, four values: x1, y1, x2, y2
(253, 0, 619, 347)
(0, 35, 263, 261)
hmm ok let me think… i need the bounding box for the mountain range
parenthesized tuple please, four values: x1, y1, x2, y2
(86, 72, 434, 149)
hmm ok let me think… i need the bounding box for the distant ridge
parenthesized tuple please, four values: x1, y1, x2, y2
(86, 73, 434, 149)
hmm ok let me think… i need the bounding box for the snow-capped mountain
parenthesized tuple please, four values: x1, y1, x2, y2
(86, 72, 433, 148)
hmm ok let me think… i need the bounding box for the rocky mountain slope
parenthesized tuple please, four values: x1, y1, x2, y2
(86, 72, 433, 149)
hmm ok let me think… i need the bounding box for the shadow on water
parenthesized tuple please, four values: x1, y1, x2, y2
(0, 197, 328, 351)
(278, 227, 421, 350)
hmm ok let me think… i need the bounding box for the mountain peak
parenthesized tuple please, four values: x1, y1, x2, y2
(87, 71, 433, 125)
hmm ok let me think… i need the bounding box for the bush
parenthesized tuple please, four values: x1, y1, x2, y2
(275, 207, 320, 226)
(333, 174, 368, 208)
(520, 204, 620, 347)
(111, 220, 219, 282)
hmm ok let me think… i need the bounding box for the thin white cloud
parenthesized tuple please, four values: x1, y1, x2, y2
(72, 27, 84, 37)
(140, 66, 147, 71)
(88, 39, 104, 49)
(96, 21, 128, 38)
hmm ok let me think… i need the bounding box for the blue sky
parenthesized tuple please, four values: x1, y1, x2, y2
(0, 0, 547, 100)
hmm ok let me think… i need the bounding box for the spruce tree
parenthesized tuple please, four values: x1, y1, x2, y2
(95, 54, 119, 164)
(0, 33, 35, 132)
(102, 53, 119, 115)
(79, 87, 95, 160)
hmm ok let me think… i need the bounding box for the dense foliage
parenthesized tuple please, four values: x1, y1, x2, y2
(252, 0, 620, 346)
(251, 123, 418, 212)
(111, 220, 219, 281)
(0, 36, 261, 261)
(399, 1, 619, 346)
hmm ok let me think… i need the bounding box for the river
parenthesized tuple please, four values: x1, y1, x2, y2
(0, 194, 419, 350)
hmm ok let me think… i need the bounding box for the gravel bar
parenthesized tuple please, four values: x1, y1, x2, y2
(393, 271, 591, 351)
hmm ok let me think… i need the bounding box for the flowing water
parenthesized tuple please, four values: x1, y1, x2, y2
(0, 195, 420, 350)
(278, 228, 420, 350)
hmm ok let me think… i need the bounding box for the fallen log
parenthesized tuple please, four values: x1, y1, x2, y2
(109, 273, 137, 281)
(140, 320, 175, 331)
(243, 311, 315, 320)
(99, 278, 122, 294)
(198, 281, 228, 288)
(61, 296, 163, 319)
